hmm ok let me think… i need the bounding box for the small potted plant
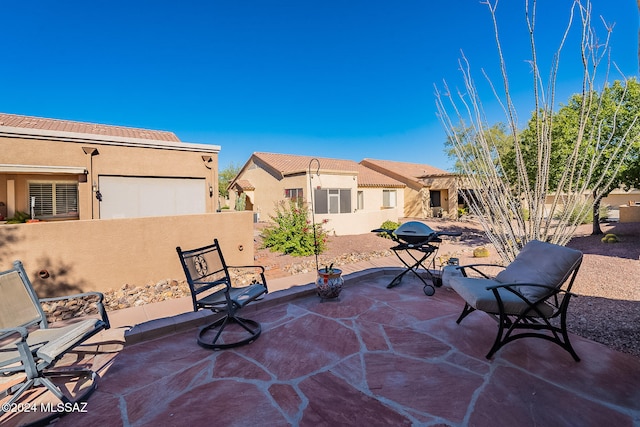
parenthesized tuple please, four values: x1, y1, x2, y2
(316, 263, 343, 299)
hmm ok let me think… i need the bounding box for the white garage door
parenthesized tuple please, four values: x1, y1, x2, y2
(99, 176, 206, 219)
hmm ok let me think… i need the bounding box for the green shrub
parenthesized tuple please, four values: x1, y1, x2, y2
(6, 211, 30, 224)
(457, 207, 469, 218)
(554, 201, 592, 224)
(261, 200, 328, 256)
(377, 220, 401, 239)
(601, 233, 619, 243)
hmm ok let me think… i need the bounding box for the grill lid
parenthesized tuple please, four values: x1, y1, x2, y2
(394, 221, 435, 243)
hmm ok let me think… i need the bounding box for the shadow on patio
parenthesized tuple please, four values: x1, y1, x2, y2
(3, 269, 640, 426)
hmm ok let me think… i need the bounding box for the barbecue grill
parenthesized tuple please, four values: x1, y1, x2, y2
(372, 221, 462, 295)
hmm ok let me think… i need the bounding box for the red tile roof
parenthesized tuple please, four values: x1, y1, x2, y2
(360, 158, 452, 184)
(0, 112, 181, 142)
(234, 179, 255, 190)
(251, 152, 404, 187)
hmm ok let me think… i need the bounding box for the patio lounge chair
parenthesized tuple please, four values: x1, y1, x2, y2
(176, 239, 268, 349)
(0, 260, 110, 415)
(443, 240, 583, 361)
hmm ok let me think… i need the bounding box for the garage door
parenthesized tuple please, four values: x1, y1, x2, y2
(98, 176, 206, 219)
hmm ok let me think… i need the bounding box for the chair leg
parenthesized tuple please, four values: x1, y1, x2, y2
(455, 303, 475, 324)
(197, 314, 262, 350)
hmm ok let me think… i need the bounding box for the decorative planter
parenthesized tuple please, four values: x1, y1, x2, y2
(316, 268, 344, 299)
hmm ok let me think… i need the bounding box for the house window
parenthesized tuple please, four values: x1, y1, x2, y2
(285, 188, 303, 202)
(430, 190, 441, 207)
(28, 181, 78, 219)
(313, 188, 351, 214)
(383, 190, 397, 208)
(357, 191, 364, 210)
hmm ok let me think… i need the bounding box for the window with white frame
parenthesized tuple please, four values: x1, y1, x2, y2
(382, 189, 397, 208)
(313, 188, 351, 214)
(284, 188, 303, 202)
(28, 181, 78, 219)
(357, 191, 364, 210)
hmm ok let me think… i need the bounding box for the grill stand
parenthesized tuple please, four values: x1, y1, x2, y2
(373, 222, 461, 296)
(387, 239, 441, 296)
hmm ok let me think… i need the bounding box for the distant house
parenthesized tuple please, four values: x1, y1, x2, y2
(360, 159, 459, 219)
(0, 113, 220, 221)
(228, 152, 406, 235)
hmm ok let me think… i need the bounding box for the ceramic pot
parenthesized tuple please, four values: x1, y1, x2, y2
(316, 268, 344, 299)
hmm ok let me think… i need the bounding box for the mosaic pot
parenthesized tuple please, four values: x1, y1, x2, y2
(316, 268, 344, 299)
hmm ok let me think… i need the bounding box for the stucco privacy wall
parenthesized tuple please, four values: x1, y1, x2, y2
(0, 211, 254, 296)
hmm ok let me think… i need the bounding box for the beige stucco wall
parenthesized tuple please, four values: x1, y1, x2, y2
(315, 209, 400, 236)
(0, 211, 254, 296)
(232, 162, 297, 219)
(619, 205, 640, 223)
(359, 186, 404, 216)
(1, 134, 219, 220)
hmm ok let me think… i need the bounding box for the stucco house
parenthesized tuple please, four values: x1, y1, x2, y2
(0, 112, 220, 221)
(0, 113, 259, 295)
(228, 152, 406, 235)
(359, 159, 459, 219)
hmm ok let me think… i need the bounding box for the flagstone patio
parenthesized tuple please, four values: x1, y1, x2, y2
(2, 265, 640, 427)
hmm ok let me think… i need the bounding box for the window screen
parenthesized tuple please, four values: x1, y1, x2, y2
(313, 188, 350, 214)
(29, 181, 78, 218)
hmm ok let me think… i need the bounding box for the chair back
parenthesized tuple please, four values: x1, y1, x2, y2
(496, 240, 583, 300)
(0, 261, 47, 331)
(176, 239, 230, 298)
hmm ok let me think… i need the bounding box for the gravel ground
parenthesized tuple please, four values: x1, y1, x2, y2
(254, 218, 640, 359)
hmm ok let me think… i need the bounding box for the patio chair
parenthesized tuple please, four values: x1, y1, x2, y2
(176, 239, 268, 349)
(1, 260, 110, 413)
(443, 240, 583, 361)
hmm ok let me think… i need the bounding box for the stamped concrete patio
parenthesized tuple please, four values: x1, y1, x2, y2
(3, 263, 640, 427)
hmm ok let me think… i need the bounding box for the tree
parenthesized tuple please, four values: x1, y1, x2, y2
(218, 162, 241, 199)
(436, 0, 638, 262)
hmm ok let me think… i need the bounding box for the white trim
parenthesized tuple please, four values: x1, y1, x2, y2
(0, 126, 220, 153)
(0, 164, 87, 174)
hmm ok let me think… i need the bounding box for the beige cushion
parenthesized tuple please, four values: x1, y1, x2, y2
(441, 265, 463, 288)
(495, 240, 582, 301)
(448, 276, 555, 317)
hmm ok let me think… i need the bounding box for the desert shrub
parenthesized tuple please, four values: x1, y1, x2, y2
(377, 220, 401, 239)
(457, 207, 469, 218)
(473, 247, 490, 258)
(235, 194, 246, 211)
(601, 233, 619, 243)
(261, 200, 328, 256)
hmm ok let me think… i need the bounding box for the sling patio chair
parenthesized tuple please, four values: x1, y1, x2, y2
(176, 238, 268, 350)
(442, 240, 583, 361)
(1, 260, 110, 419)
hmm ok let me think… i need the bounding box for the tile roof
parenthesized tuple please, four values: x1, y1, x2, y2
(251, 152, 404, 188)
(0, 112, 181, 142)
(360, 158, 452, 183)
(234, 179, 255, 190)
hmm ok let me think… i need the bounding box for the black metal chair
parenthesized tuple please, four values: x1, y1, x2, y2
(0, 260, 109, 419)
(176, 239, 268, 350)
(443, 240, 583, 361)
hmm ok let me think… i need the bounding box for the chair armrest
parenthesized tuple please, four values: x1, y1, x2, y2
(40, 291, 110, 329)
(487, 282, 577, 298)
(0, 326, 29, 341)
(457, 263, 506, 279)
(226, 265, 268, 292)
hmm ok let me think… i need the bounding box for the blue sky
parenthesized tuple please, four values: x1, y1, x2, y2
(0, 1, 637, 171)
